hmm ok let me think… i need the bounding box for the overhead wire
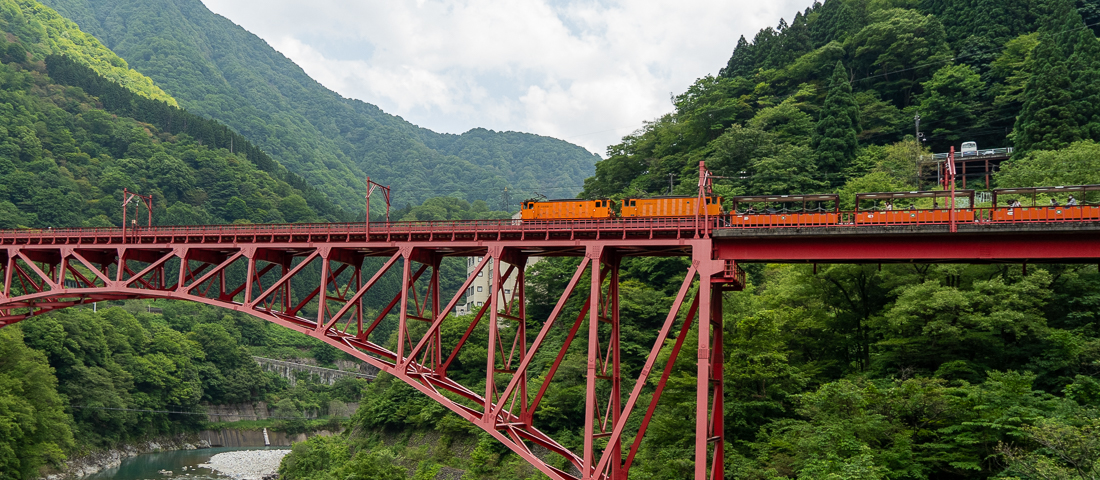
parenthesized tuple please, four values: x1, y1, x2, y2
(68, 405, 321, 420)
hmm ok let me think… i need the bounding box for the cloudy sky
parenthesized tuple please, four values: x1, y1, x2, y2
(199, 0, 815, 156)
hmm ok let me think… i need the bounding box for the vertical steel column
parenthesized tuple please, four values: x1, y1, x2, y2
(609, 254, 622, 480)
(244, 253, 256, 304)
(431, 255, 442, 369)
(485, 249, 502, 422)
(282, 263, 291, 313)
(355, 265, 364, 338)
(695, 265, 712, 480)
(2, 252, 12, 299)
(397, 251, 411, 362)
(517, 256, 529, 420)
(316, 251, 331, 330)
(219, 268, 227, 300)
(710, 283, 725, 480)
(58, 254, 69, 290)
(583, 245, 603, 478)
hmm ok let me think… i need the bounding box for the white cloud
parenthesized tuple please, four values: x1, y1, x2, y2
(199, 0, 815, 155)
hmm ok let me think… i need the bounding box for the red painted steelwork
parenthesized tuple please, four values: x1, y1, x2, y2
(3, 210, 1100, 480)
(713, 229, 1100, 262)
(0, 234, 738, 480)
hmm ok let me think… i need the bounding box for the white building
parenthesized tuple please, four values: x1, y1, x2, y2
(455, 256, 528, 316)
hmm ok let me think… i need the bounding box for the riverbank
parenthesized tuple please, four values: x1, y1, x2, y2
(40, 427, 339, 479)
(41, 434, 210, 479)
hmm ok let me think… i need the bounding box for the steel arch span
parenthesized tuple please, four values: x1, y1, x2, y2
(0, 234, 741, 480)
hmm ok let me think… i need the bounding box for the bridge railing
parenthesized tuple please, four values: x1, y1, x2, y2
(5, 206, 1100, 240)
(718, 205, 1100, 228)
(0, 216, 706, 239)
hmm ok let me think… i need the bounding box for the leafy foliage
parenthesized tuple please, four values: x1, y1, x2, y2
(0, 326, 73, 479)
(0, 0, 173, 105)
(813, 61, 862, 178)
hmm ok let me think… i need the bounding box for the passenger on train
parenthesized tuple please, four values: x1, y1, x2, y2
(1010, 199, 1022, 208)
(1051, 198, 1060, 206)
(1067, 195, 1078, 206)
(885, 201, 893, 211)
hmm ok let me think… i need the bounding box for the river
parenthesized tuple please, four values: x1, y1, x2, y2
(83, 447, 288, 480)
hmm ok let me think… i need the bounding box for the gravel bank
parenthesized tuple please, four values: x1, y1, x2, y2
(199, 449, 290, 479)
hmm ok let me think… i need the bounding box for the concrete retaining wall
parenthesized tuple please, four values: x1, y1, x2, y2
(254, 356, 377, 387)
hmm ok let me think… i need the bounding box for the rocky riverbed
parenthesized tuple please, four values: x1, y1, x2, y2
(199, 450, 290, 480)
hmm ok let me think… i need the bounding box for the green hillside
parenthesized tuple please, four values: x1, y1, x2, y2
(40, 0, 599, 212)
(583, 0, 1100, 199)
(0, 15, 378, 476)
(0, 0, 174, 105)
(0, 30, 343, 228)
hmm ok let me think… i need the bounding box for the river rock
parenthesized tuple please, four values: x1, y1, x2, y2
(199, 449, 290, 480)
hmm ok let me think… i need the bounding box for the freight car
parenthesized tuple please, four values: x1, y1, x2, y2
(620, 196, 723, 218)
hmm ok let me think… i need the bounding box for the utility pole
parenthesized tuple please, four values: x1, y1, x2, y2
(668, 173, 676, 194)
(914, 114, 922, 189)
(365, 177, 391, 238)
(500, 187, 511, 211)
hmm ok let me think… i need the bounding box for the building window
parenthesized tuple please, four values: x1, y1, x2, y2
(504, 289, 511, 295)
(478, 271, 483, 277)
(477, 302, 483, 307)
(476, 286, 483, 292)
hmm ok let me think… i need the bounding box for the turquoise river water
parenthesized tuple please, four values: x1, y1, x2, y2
(84, 447, 286, 480)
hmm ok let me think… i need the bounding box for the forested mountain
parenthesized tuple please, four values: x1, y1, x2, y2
(0, 5, 377, 474)
(583, 0, 1100, 198)
(39, 0, 599, 212)
(275, 2, 1100, 480)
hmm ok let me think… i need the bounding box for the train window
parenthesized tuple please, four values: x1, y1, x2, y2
(629, 200, 636, 206)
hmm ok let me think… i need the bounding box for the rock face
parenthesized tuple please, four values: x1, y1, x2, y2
(203, 401, 359, 422)
(42, 434, 210, 479)
(253, 356, 377, 387)
(200, 428, 339, 448)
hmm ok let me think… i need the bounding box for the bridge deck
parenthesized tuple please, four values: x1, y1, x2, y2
(713, 222, 1100, 263)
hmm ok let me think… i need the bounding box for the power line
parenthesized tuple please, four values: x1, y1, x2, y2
(68, 405, 322, 420)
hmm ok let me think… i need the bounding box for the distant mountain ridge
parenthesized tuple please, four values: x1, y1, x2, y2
(40, 0, 599, 212)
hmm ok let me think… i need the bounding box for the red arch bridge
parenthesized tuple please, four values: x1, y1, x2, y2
(2, 218, 1099, 480)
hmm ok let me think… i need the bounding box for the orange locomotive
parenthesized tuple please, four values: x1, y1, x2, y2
(620, 196, 723, 218)
(520, 199, 614, 220)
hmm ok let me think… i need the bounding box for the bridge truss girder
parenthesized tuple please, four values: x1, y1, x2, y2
(0, 239, 743, 480)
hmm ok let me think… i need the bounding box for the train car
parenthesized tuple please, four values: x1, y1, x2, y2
(854, 190, 976, 224)
(728, 194, 840, 227)
(991, 185, 1100, 222)
(519, 199, 614, 220)
(621, 196, 722, 218)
